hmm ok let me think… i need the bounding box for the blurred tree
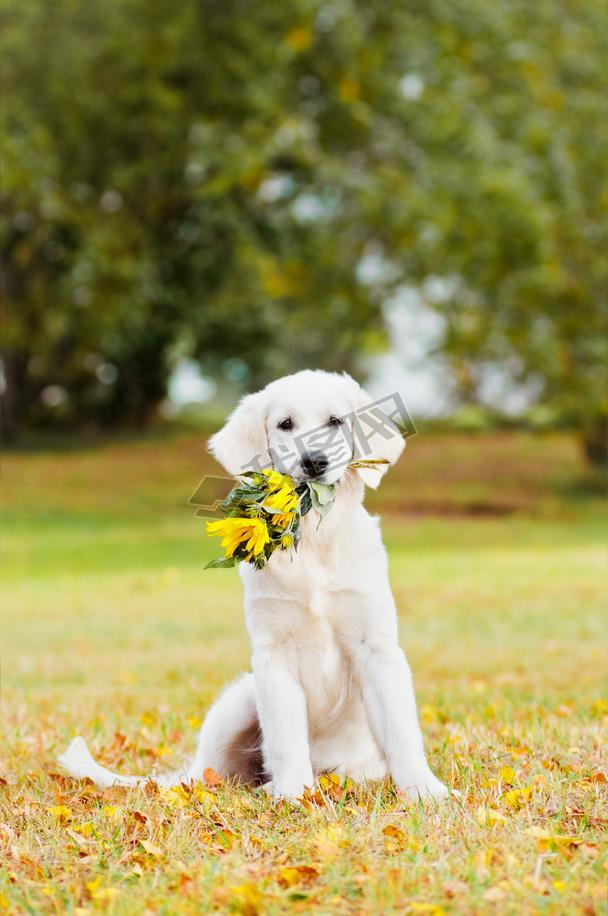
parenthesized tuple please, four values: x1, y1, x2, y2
(2, 0, 606, 461)
(1, 0, 388, 435)
(377, 0, 608, 464)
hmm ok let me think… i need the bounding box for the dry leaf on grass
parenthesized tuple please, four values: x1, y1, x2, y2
(524, 827, 582, 853)
(383, 824, 420, 852)
(140, 839, 163, 857)
(500, 766, 516, 784)
(476, 805, 507, 826)
(47, 805, 72, 822)
(203, 766, 222, 787)
(277, 864, 319, 888)
(503, 787, 532, 809)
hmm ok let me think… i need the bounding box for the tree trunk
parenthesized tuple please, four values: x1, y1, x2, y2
(581, 417, 608, 468)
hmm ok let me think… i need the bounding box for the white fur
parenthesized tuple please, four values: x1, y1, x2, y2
(60, 371, 448, 801)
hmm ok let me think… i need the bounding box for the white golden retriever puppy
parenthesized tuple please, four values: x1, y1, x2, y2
(60, 370, 448, 801)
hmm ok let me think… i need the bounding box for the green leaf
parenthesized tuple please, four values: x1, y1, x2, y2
(308, 482, 337, 525)
(298, 490, 313, 517)
(308, 481, 336, 505)
(205, 556, 237, 569)
(348, 458, 389, 469)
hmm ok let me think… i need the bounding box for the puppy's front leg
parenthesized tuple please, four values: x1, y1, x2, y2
(358, 641, 448, 800)
(252, 647, 313, 798)
(348, 592, 449, 801)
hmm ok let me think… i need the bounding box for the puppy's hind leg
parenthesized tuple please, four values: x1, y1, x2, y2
(185, 673, 265, 785)
(60, 673, 263, 788)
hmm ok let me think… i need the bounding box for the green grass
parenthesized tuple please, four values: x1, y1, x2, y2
(1, 430, 606, 914)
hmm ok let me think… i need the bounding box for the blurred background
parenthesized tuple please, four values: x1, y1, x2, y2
(2, 0, 607, 464)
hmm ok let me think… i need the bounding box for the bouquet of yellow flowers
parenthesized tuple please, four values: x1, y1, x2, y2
(205, 461, 386, 570)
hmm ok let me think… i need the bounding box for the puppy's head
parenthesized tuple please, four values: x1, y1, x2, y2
(209, 370, 404, 489)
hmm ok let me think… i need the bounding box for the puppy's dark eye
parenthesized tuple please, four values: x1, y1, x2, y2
(328, 416, 343, 427)
(278, 418, 293, 431)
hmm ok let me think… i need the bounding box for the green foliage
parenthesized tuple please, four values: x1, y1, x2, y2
(2, 0, 606, 453)
(1, 0, 388, 433)
(385, 0, 608, 459)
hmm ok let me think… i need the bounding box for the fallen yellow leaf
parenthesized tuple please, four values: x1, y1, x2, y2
(383, 824, 407, 844)
(539, 834, 581, 852)
(383, 824, 420, 852)
(476, 805, 506, 826)
(318, 773, 344, 800)
(503, 787, 531, 809)
(500, 766, 516, 784)
(277, 864, 319, 888)
(47, 805, 72, 822)
(228, 882, 262, 913)
(194, 784, 215, 803)
(161, 786, 188, 808)
(590, 698, 608, 716)
(161, 784, 214, 808)
(530, 774, 548, 788)
(313, 824, 347, 858)
(101, 805, 122, 820)
(524, 827, 581, 852)
(140, 839, 163, 857)
(320, 773, 341, 788)
(88, 883, 119, 904)
(420, 704, 439, 723)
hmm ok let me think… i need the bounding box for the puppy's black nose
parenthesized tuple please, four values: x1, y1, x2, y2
(301, 452, 329, 478)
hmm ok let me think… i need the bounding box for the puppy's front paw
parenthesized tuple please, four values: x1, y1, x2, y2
(262, 780, 307, 801)
(396, 767, 451, 802)
(262, 766, 313, 800)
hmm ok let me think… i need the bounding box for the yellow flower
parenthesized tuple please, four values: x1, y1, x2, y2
(280, 534, 294, 549)
(261, 469, 298, 525)
(276, 511, 294, 529)
(264, 485, 298, 514)
(206, 517, 270, 558)
(243, 518, 271, 557)
(261, 468, 291, 491)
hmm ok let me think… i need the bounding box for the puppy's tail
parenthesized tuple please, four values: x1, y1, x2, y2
(58, 736, 198, 789)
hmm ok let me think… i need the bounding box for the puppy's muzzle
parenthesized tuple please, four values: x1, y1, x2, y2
(300, 452, 329, 479)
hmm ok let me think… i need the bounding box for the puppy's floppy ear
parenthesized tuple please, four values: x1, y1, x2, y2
(208, 390, 268, 475)
(345, 376, 405, 489)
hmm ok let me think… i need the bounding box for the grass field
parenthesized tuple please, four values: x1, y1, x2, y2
(2, 429, 606, 914)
